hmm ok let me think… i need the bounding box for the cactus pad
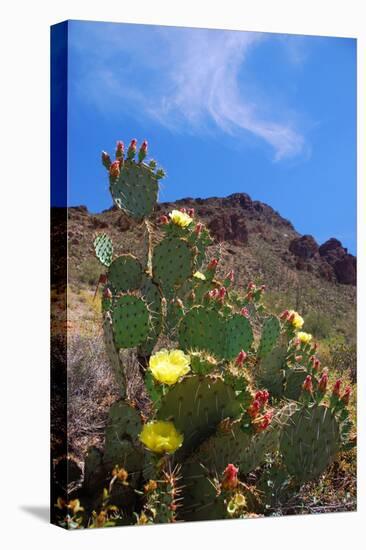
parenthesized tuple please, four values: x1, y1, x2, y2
(178, 306, 225, 358)
(224, 314, 253, 358)
(257, 345, 286, 398)
(110, 160, 159, 221)
(137, 274, 163, 356)
(284, 366, 307, 401)
(258, 316, 281, 358)
(152, 237, 195, 294)
(108, 254, 143, 294)
(180, 462, 225, 522)
(280, 405, 340, 482)
(103, 401, 144, 483)
(156, 375, 241, 455)
(111, 294, 150, 348)
(94, 233, 113, 267)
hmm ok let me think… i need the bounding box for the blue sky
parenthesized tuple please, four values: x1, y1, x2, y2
(66, 20, 356, 253)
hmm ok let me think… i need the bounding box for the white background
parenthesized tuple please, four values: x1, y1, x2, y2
(0, 0, 364, 548)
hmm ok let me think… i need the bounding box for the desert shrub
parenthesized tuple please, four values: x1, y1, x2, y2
(78, 257, 103, 286)
(304, 310, 332, 339)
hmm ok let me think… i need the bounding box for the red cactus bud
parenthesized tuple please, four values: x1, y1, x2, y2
(255, 390, 269, 406)
(189, 290, 196, 302)
(303, 375, 313, 393)
(222, 464, 239, 490)
(247, 281, 255, 291)
(218, 286, 227, 301)
(109, 160, 120, 180)
(280, 309, 289, 320)
(207, 258, 219, 270)
(318, 371, 328, 393)
(138, 140, 148, 163)
(103, 287, 112, 299)
(99, 273, 107, 285)
(179, 207, 187, 213)
(288, 312, 295, 323)
(127, 139, 137, 159)
(246, 291, 253, 301)
(313, 358, 321, 371)
(102, 151, 112, 169)
(295, 354, 302, 362)
(333, 379, 342, 397)
(208, 288, 219, 300)
(240, 307, 249, 317)
(159, 215, 169, 225)
(247, 399, 261, 418)
(187, 208, 195, 218)
(341, 386, 351, 405)
(260, 284, 266, 292)
(235, 350, 247, 366)
(115, 141, 124, 159)
(257, 410, 273, 432)
(176, 298, 184, 309)
(195, 222, 203, 235)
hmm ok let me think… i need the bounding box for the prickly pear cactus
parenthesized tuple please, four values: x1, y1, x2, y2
(62, 137, 355, 529)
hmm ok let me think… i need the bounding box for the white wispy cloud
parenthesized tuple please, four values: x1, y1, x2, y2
(69, 23, 306, 160)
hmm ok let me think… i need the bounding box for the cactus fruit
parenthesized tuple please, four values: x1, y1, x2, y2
(107, 254, 143, 294)
(94, 233, 113, 267)
(280, 404, 341, 482)
(111, 294, 151, 348)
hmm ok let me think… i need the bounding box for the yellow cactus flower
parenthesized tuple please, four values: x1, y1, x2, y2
(234, 493, 247, 508)
(296, 331, 312, 344)
(193, 271, 206, 280)
(288, 310, 304, 330)
(139, 421, 183, 454)
(169, 209, 193, 228)
(149, 349, 191, 385)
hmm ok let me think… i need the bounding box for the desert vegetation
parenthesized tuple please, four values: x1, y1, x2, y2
(52, 139, 356, 529)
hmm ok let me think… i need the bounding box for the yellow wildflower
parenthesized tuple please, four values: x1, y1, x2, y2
(288, 310, 304, 329)
(149, 349, 191, 385)
(296, 331, 312, 344)
(193, 271, 206, 280)
(139, 421, 183, 454)
(169, 209, 193, 228)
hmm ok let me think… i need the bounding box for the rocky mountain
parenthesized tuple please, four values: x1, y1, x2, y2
(63, 192, 356, 341)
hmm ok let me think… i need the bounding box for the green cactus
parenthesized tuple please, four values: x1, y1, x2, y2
(110, 160, 160, 222)
(152, 236, 195, 296)
(94, 233, 113, 267)
(75, 137, 356, 527)
(107, 254, 143, 294)
(284, 366, 307, 401)
(156, 375, 241, 455)
(280, 404, 341, 482)
(258, 315, 281, 358)
(257, 345, 287, 398)
(111, 294, 151, 349)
